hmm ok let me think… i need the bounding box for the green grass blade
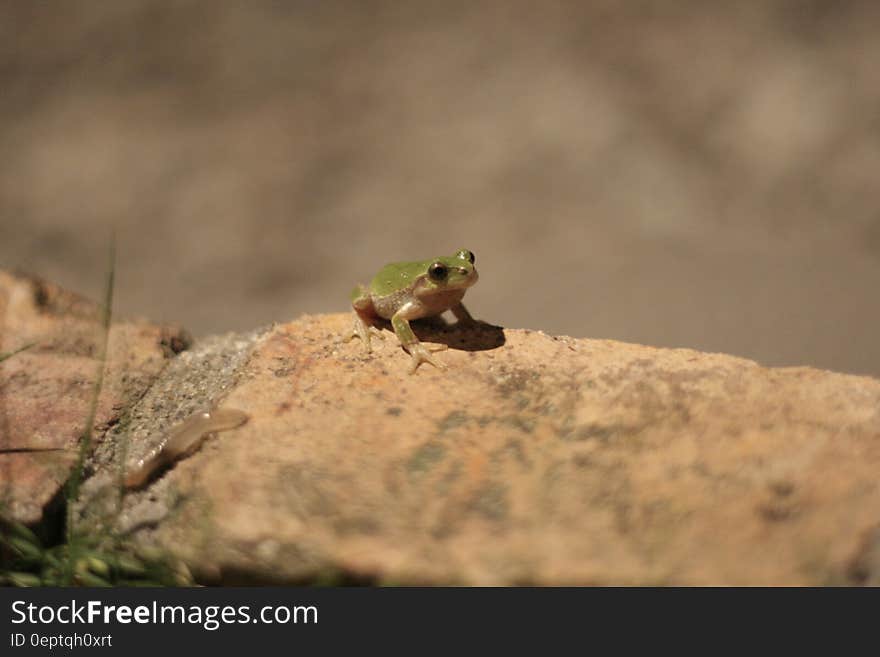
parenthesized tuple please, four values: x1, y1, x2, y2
(64, 234, 116, 581)
(0, 342, 35, 363)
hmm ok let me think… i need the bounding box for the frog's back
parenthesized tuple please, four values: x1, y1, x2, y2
(370, 259, 430, 297)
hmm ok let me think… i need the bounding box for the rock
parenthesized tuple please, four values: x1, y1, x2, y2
(0, 271, 188, 524)
(80, 313, 880, 585)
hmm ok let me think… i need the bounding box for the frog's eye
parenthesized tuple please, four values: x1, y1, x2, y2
(428, 262, 448, 281)
(456, 249, 475, 264)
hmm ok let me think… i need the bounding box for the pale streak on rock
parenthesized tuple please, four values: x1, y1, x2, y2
(123, 408, 249, 489)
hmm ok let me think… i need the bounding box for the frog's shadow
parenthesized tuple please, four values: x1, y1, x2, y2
(376, 317, 506, 352)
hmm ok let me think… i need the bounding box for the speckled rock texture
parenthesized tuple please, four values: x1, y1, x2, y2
(0, 270, 188, 523)
(78, 313, 880, 585)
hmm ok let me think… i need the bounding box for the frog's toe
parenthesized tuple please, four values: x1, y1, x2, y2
(407, 343, 446, 373)
(347, 320, 375, 353)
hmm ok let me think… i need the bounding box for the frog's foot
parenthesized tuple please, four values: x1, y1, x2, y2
(405, 342, 448, 374)
(346, 317, 384, 353)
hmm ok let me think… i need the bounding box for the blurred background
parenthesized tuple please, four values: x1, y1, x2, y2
(1, 1, 879, 376)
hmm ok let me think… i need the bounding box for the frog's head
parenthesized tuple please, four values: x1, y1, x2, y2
(421, 249, 479, 293)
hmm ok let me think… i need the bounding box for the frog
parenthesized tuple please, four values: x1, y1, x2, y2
(348, 248, 480, 372)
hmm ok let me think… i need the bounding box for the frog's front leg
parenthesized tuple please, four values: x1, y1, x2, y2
(391, 304, 448, 373)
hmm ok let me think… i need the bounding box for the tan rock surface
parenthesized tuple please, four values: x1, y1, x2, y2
(87, 313, 880, 585)
(0, 271, 187, 523)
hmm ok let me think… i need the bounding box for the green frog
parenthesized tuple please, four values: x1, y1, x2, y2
(349, 249, 479, 372)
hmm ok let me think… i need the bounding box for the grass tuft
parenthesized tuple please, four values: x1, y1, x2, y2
(0, 342, 35, 363)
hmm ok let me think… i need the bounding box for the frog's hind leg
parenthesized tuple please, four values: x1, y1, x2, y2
(347, 285, 384, 352)
(449, 302, 476, 325)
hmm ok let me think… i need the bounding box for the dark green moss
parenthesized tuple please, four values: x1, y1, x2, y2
(407, 442, 447, 475)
